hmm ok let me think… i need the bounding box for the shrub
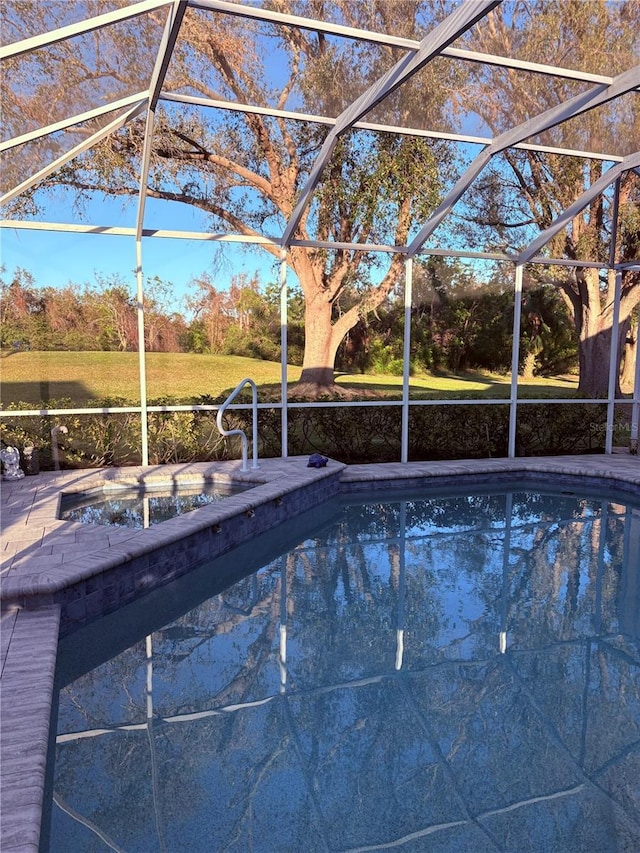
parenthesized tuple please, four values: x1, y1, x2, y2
(286, 406, 402, 463)
(0, 395, 612, 470)
(408, 405, 509, 460)
(516, 403, 606, 456)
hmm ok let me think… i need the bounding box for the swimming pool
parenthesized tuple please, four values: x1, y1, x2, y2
(45, 482, 640, 852)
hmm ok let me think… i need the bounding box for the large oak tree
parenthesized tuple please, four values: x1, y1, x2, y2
(2, 0, 459, 394)
(458, 0, 640, 396)
(3, 1, 638, 396)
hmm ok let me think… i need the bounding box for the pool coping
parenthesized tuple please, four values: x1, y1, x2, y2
(2, 453, 640, 851)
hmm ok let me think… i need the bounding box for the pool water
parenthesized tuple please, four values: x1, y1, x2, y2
(47, 486, 640, 852)
(59, 481, 254, 528)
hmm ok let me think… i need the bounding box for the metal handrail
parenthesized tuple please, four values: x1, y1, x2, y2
(216, 378, 259, 472)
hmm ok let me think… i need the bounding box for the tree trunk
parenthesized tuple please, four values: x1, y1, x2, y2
(295, 297, 342, 395)
(521, 351, 536, 380)
(577, 324, 618, 397)
(573, 270, 628, 398)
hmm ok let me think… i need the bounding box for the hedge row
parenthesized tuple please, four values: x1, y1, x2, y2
(1, 396, 618, 471)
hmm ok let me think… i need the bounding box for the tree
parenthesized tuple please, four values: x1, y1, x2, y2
(184, 273, 231, 353)
(2, 0, 458, 395)
(90, 274, 137, 351)
(458, 0, 640, 397)
(0, 267, 41, 348)
(0, 267, 193, 354)
(41, 284, 89, 349)
(142, 275, 188, 352)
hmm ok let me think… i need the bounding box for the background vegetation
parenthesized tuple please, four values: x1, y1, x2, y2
(3, 1, 638, 396)
(1, 258, 581, 382)
(2, 258, 631, 470)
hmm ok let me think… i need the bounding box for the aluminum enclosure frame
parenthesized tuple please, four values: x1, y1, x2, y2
(1, 0, 638, 465)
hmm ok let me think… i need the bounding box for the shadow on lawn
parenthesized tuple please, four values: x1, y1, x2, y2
(1, 381, 97, 407)
(333, 371, 581, 401)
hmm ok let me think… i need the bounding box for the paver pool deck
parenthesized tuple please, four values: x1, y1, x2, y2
(2, 454, 640, 851)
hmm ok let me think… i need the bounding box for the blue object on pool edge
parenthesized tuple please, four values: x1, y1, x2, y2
(307, 453, 328, 468)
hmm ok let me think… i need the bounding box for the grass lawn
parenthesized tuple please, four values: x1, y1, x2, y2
(1, 351, 300, 405)
(1, 350, 580, 407)
(335, 369, 579, 399)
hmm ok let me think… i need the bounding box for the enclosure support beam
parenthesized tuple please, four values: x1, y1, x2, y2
(517, 151, 640, 265)
(0, 103, 146, 207)
(133, 111, 155, 468)
(0, 0, 170, 60)
(193, 0, 614, 87)
(160, 92, 623, 164)
(605, 272, 623, 454)
(608, 178, 622, 269)
(279, 253, 289, 459)
(0, 218, 621, 270)
(508, 265, 524, 459)
(133, 0, 188, 466)
(281, 0, 499, 248)
(135, 0, 187, 241)
(135, 241, 150, 467)
(401, 259, 413, 464)
(408, 66, 640, 258)
(0, 92, 149, 153)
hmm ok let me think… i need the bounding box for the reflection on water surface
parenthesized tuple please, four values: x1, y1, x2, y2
(49, 487, 640, 852)
(59, 481, 253, 528)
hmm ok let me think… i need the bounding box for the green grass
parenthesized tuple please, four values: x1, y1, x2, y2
(335, 368, 579, 399)
(0, 350, 580, 407)
(0, 351, 300, 405)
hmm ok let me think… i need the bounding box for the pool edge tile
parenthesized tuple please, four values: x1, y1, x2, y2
(0, 605, 60, 853)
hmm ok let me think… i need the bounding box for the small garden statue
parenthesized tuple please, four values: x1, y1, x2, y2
(0, 446, 25, 480)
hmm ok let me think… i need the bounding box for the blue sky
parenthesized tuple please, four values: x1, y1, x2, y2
(1, 192, 283, 313)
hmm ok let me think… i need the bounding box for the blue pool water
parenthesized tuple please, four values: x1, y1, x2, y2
(47, 485, 640, 851)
